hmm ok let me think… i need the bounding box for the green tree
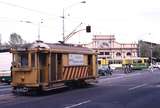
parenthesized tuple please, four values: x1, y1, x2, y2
(8, 33, 26, 46)
(153, 46, 160, 58)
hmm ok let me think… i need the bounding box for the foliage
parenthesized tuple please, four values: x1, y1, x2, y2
(139, 40, 160, 59)
(8, 33, 26, 46)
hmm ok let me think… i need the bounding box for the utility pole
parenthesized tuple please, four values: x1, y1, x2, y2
(138, 40, 141, 57)
(149, 33, 152, 66)
(61, 1, 86, 43)
(38, 19, 43, 41)
(151, 41, 153, 66)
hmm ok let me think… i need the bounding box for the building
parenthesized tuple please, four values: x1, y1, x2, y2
(84, 35, 138, 59)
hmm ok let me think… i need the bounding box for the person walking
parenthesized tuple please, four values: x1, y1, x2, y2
(108, 64, 112, 75)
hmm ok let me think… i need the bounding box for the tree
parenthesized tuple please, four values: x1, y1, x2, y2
(153, 46, 160, 58)
(139, 40, 160, 59)
(8, 33, 26, 46)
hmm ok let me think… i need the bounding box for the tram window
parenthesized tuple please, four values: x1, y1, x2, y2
(115, 60, 122, 64)
(133, 60, 138, 63)
(144, 59, 148, 63)
(39, 53, 46, 66)
(98, 60, 101, 65)
(57, 54, 62, 65)
(17, 53, 28, 67)
(138, 60, 142, 63)
(88, 55, 92, 65)
(31, 53, 35, 67)
(109, 60, 113, 64)
(21, 54, 28, 67)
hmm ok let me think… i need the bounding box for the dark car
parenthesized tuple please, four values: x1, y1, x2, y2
(98, 66, 113, 76)
(0, 76, 11, 84)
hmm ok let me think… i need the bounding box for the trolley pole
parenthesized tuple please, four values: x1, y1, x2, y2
(61, 1, 86, 43)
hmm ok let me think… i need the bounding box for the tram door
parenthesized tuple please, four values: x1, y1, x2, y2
(38, 53, 48, 83)
(88, 55, 93, 76)
(51, 53, 62, 81)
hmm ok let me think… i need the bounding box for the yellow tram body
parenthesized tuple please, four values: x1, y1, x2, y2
(11, 41, 97, 93)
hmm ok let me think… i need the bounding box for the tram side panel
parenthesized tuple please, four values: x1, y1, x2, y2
(61, 54, 97, 82)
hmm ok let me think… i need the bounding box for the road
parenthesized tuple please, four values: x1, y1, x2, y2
(0, 69, 160, 108)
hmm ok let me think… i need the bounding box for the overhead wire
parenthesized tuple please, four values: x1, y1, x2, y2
(0, 0, 59, 19)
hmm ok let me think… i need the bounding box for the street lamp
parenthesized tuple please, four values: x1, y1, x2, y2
(61, 1, 86, 43)
(148, 33, 153, 66)
(20, 19, 43, 41)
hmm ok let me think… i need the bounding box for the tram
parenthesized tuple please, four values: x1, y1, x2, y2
(98, 57, 149, 70)
(11, 41, 97, 93)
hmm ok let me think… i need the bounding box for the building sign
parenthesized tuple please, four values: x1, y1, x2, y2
(69, 54, 84, 65)
(97, 40, 110, 48)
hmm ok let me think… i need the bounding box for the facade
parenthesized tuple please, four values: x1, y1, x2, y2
(84, 35, 138, 59)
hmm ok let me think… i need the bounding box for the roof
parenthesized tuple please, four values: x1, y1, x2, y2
(12, 41, 95, 54)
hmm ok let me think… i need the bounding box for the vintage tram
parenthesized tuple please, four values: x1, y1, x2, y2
(11, 41, 97, 93)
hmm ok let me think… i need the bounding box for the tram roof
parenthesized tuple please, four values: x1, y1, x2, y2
(12, 41, 95, 54)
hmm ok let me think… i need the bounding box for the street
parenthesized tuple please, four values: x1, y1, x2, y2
(0, 69, 160, 108)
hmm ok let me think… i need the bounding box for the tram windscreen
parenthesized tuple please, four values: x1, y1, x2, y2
(14, 53, 28, 68)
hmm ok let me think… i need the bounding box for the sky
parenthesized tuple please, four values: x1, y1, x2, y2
(0, 0, 160, 44)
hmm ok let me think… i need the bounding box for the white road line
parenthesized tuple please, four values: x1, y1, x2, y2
(99, 73, 142, 82)
(64, 100, 91, 108)
(0, 85, 11, 88)
(128, 84, 147, 91)
(0, 88, 12, 92)
(0, 93, 13, 98)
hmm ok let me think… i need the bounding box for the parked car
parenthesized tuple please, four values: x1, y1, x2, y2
(0, 76, 11, 84)
(98, 65, 113, 76)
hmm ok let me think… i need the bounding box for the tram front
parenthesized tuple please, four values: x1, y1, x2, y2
(11, 42, 49, 93)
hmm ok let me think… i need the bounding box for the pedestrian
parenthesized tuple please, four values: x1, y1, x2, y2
(128, 63, 132, 73)
(108, 64, 112, 75)
(124, 64, 128, 74)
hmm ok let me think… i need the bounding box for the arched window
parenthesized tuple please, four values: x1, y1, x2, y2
(116, 52, 121, 56)
(126, 52, 131, 56)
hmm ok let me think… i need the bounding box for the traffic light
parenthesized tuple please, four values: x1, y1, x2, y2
(86, 25, 91, 33)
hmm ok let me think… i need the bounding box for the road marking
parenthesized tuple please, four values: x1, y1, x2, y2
(0, 88, 12, 92)
(0, 85, 11, 88)
(128, 84, 147, 91)
(0, 93, 12, 97)
(99, 73, 142, 82)
(64, 100, 91, 108)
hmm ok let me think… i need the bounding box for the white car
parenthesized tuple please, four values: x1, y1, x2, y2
(155, 62, 160, 69)
(151, 63, 160, 69)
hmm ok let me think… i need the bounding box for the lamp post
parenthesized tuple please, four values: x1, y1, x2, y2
(61, 1, 86, 43)
(149, 33, 153, 66)
(20, 19, 43, 41)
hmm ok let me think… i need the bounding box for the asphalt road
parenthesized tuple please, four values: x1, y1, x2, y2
(0, 69, 160, 108)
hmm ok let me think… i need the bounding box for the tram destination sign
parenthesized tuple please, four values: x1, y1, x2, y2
(69, 54, 84, 65)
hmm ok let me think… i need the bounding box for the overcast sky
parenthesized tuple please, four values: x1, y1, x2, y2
(0, 0, 160, 44)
